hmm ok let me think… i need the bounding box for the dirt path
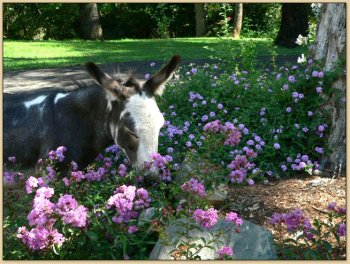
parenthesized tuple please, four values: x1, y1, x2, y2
(3, 55, 298, 93)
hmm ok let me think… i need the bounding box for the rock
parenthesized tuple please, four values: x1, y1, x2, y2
(207, 185, 228, 208)
(173, 159, 194, 185)
(309, 177, 332, 187)
(149, 218, 277, 260)
(138, 207, 156, 226)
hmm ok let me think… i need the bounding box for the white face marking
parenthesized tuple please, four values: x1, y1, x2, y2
(24, 95, 47, 109)
(121, 93, 164, 168)
(54, 93, 69, 104)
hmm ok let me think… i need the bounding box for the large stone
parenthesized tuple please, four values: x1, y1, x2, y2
(149, 219, 277, 260)
(207, 184, 228, 209)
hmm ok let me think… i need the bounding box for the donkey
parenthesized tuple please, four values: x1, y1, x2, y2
(3, 55, 181, 169)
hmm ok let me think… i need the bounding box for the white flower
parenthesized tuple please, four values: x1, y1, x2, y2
(297, 53, 307, 64)
(295, 34, 308, 46)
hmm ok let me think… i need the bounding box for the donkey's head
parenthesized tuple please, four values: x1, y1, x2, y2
(86, 55, 181, 169)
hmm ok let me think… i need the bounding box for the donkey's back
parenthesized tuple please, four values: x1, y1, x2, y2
(3, 85, 112, 168)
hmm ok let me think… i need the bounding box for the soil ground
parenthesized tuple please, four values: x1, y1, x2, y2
(227, 175, 346, 259)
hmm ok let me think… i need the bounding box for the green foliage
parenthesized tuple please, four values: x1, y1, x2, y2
(4, 3, 316, 40)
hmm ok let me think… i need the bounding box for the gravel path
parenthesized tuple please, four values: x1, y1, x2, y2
(4, 55, 298, 94)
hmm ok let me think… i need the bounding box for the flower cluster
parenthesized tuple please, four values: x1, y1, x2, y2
(269, 208, 313, 239)
(217, 246, 234, 259)
(203, 120, 242, 147)
(48, 146, 67, 162)
(18, 187, 62, 250)
(327, 202, 346, 215)
(17, 187, 88, 251)
(193, 208, 218, 229)
(225, 212, 243, 226)
(228, 155, 255, 183)
(144, 153, 173, 182)
(56, 194, 88, 228)
(25, 176, 45, 194)
(181, 178, 206, 197)
(284, 153, 320, 174)
(106, 185, 151, 224)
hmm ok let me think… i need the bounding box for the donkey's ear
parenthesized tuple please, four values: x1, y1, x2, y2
(86, 62, 125, 99)
(143, 55, 181, 96)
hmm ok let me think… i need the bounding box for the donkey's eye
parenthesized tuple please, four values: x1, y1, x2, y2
(125, 127, 139, 139)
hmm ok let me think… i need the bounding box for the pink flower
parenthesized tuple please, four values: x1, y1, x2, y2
(26, 176, 39, 194)
(225, 212, 243, 226)
(181, 178, 206, 197)
(128, 225, 139, 233)
(193, 208, 218, 229)
(217, 246, 233, 258)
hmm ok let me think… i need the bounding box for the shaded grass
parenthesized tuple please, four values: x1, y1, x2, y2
(3, 38, 307, 71)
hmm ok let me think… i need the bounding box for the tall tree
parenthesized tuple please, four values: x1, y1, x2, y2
(232, 3, 243, 38)
(194, 3, 206, 37)
(79, 3, 103, 40)
(309, 4, 346, 177)
(275, 3, 310, 47)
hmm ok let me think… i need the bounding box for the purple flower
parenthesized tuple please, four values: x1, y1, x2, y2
(316, 86, 323, 93)
(118, 164, 128, 177)
(308, 111, 314, 116)
(247, 140, 254, 146)
(288, 75, 296, 82)
(209, 111, 216, 117)
(281, 165, 287, 172)
(181, 178, 206, 197)
(318, 125, 325, 132)
(167, 147, 174, 153)
(315, 147, 324, 154)
(4, 171, 16, 184)
(8, 156, 16, 163)
(286, 107, 292, 113)
(282, 84, 289, 90)
(190, 68, 197, 74)
(145, 73, 151, 80)
(150, 62, 156, 67)
(318, 71, 324, 78)
(128, 225, 139, 234)
(225, 212, 243, 226)
(247, 179, 255, 186)
(186, 141, 192, 148)
(274, 143, 281, 149)
(217, 246, 233, 258)
(193, 208, 218, 229)
(337, 223, 346, 237)
(201, 115, 208, 122)
(312, 70, 319, 77)
(26, 176, 39, 194)
(327, 202, 337, 211)
(217, 103, 223, 110)
(292, 92, 299, 98)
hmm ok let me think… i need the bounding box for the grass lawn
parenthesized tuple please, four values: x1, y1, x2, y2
(3, 37, 307, 71)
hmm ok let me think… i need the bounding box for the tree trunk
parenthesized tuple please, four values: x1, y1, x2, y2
(194, 3, 206, 37)
(309, 4, 346, 177)
(275, 3, 310, 47)
(79, 3, 103, 40)
(232, 3, 243, 38)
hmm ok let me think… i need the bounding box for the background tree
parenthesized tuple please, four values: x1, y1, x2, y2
(79, 3, 103, 40)
(275, 3, 310, 47)
(232, 3, 243, 38)
(194, 3, 206, 37)
(309, 3, 346, 177)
